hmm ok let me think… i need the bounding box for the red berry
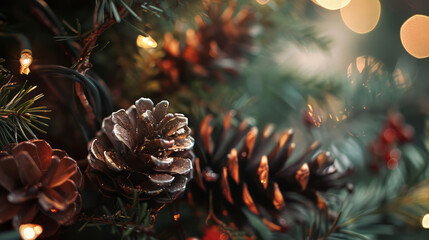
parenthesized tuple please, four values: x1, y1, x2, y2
(387, 113, 404, 130)
(398, 125, 414, 142)
(370, 141, 389, 157)
(381, 127, 398, 144)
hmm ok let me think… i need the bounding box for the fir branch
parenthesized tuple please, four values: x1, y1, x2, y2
(77, 213, 154, 235)
(0, 66, 50, 148)
(77, 194, 155, 239)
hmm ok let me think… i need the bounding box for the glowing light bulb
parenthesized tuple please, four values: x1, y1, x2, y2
(19, 49, 33, 75)
(400, 14, 429, 59)
(136, 35, 158, 49)
(340, 0, 381, 34)
(19, 224, 43, 240)
(422, 213, 429, 229)
(256, 0, 270, 5)
(313, 0, 351, 10)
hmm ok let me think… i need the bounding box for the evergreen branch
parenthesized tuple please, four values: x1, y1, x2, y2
(0, 67, 50, 147)
(77, 193, 155, 239)
(119, 0, 142, 21)
(335, 176, 429, 239)
(77, 213, 153, 235)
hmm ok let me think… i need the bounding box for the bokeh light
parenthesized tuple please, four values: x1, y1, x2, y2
(19, 224, 43, 240)
(136, 35, 158, 49)
(347, 56, 384, 85)
(313, 0, 351, 10)
(422, 213, 429, 229)
(400, 14, 429, 59)
(340, 0, 381, 34)
(256, 0, 270, 5)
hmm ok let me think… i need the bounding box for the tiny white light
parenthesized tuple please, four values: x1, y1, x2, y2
(19, 49, 33, 75)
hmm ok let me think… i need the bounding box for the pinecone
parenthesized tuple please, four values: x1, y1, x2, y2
(182, 1, 255, 79)
(0, 139, 83, 238)
(192, 111, 348, 231)
(87, 97, 194, 205)
(154, 1, 255, 93)
(155, 32, 188, 93)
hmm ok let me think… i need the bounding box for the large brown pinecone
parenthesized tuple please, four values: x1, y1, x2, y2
(154, 1, 255, 93)
(0, 139, 83, 238)
(192, 111, 348, 231)
(87, 97, 194, 204)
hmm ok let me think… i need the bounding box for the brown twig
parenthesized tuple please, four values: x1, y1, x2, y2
(73, 7, 127, 130)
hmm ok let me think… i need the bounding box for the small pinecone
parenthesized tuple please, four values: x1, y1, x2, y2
(192, 111, 348, 231)
(182, 1, 255, 78)
(0, 139, 83, 238)
(155, 32, 188, 93)
(155, 1, 255, 92)
(87, 97, 194, 205)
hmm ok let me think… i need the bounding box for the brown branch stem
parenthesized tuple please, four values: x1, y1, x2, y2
(74, 7, 128, 130)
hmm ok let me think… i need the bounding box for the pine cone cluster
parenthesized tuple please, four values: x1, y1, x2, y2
(0, 139, 83, 238)
(191, 111, 348, 231)
(87, 97, 194, 206)
(155, 1, 256, 93)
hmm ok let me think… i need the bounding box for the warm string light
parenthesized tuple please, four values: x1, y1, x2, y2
(19, 49, 33, 75)
(340, 0, 381, 34)
(136, 35, 158, 49)
(400, 14, 429, 59)
(19, 224, 43, 240)
(422, 213, 429, 229)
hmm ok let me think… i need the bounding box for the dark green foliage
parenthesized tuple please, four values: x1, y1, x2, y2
(76, 193, 153, 240)
(0, 60, 50, 148)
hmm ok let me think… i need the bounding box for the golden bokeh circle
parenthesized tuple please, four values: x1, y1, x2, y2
(400, 14, 429, 59)
(314, 0, 351, 10)
(340, 0, 381, 34)
(256, 0, 270, 5)
(422, 213, 429, 229)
